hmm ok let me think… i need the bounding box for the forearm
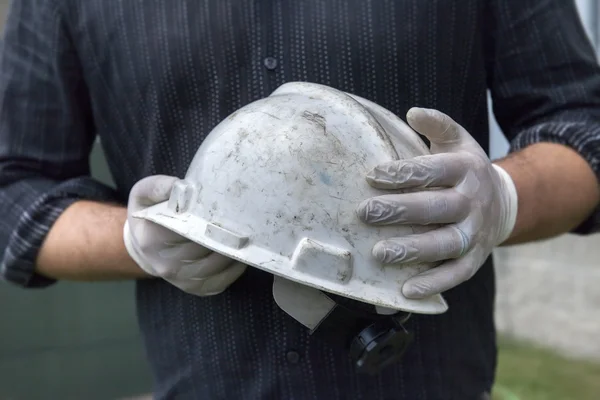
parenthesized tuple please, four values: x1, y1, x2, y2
(36, 200, 151, 281)
(494, 142, 600, 245)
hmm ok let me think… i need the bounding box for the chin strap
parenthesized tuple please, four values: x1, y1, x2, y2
(272, 275, 403, 331)
(272, 275, 336, 330)
(272, 275, 414, 375)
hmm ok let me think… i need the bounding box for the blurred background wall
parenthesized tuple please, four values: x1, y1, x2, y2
(0, 1, 598, 399)
(0, 2, 153, 398)
(491, 0, 600, 363)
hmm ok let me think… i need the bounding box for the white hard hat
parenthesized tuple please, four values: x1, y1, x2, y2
(135, 82, 450, 373)
(134, 81, 448, 318)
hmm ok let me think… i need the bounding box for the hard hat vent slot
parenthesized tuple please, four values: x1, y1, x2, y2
(204, 223, 249, 250)
(291, 238, 353, 283)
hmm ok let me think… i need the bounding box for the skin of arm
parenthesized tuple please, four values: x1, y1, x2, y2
(35, 200, 152, 281)
(494, 142, 600, 245)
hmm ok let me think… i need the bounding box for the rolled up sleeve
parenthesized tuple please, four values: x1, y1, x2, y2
(0, 0, 118, 288)
(486, 0, 600, 234)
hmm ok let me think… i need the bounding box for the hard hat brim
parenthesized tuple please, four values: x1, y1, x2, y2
(134, 202, 449, 315)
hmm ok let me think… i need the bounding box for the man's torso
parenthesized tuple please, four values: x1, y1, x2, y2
(62, 0, 496, 398)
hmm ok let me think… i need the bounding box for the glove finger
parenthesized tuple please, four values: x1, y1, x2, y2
(157, 241, 212, 261)
(406, 107, 475, 151)
(401, 246, 485, 299)
(193, 262, 248, 296)
(176, 252, 239, 280)
(128, 175, 180, 212)
(357, 189, 469, 225)
(128, 222, 207, 279)
(366, 153, 468, 190)
(130, 218, 192, 252)
(372, 225, 469, 264)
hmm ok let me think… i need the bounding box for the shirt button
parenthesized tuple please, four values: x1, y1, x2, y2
(286, 350, 300, 364)
(264, 57, 278, 70)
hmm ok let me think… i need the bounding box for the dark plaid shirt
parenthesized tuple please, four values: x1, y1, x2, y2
(1, 0, 600, 399)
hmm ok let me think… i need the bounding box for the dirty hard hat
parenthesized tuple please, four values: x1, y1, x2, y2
(133, 82, 449, 373)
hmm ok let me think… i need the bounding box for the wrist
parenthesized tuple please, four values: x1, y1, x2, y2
(123, 219, 157, 277)
(493, 143, 600, 244)
(36, 200, 152, 281)
(491, 163, 519, 245)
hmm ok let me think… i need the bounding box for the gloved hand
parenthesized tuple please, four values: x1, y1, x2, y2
(357, 107, 518, 299)
(123, 175, 247, 296)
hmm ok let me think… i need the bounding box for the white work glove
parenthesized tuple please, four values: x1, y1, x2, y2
(357, 107, 518, 299)
(123, 175, 247, 296)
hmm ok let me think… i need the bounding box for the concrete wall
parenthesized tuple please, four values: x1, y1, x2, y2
(491, 0, 600, 363)
(494, 238, 600, 362)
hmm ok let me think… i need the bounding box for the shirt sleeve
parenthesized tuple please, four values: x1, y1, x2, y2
(0, 0, 119, 288)
(485, 0, 600, 235)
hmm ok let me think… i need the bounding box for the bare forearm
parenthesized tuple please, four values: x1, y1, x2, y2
(36, 200, 151, 281)
(494, 142, 600, 245)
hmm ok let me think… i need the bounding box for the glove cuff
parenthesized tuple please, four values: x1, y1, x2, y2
(492, 164, 519, 244)
(123, 219, 157, 276)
